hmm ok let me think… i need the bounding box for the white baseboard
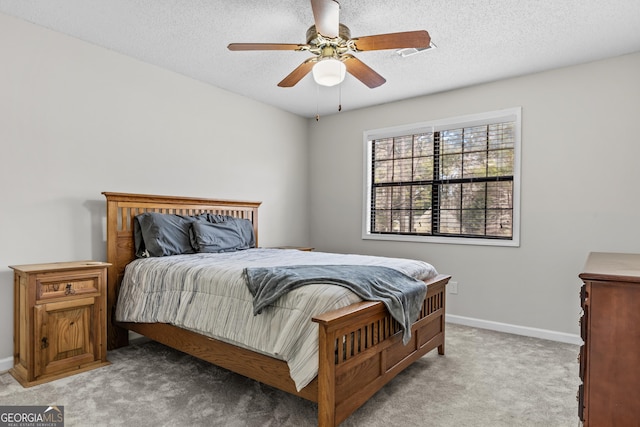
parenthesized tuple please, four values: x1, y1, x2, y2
(0, 356, 13, 373)
(446, 314, 583, 346)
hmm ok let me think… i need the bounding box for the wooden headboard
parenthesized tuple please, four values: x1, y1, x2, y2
(102, 192, 261, 349)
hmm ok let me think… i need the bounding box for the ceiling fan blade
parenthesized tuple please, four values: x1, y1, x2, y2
(311, 0, 340, 38)
(227, 43, 305, 51)
(278, 58, 317, 87)
(352, 30, 431, 51)
(342, 55, 386, 88)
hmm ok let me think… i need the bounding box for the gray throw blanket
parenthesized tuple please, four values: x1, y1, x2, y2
(243, 265, 428, 345)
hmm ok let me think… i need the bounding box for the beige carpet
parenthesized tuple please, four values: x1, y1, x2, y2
(0, 323, 581, 426)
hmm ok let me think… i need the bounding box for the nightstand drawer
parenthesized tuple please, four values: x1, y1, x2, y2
(36, 277, 99, 300)
(37, 272, 100, 301)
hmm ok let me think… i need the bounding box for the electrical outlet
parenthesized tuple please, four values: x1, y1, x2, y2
(448, 281, 458, 294)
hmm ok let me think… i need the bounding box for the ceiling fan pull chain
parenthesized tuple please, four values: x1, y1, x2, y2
(338, 84, 342, 112)
(316, 84, 320, 121)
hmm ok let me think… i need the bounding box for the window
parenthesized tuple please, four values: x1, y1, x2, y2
(363, 108, 521, 246)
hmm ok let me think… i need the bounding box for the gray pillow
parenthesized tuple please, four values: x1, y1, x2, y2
(134, 212, 209, 257)
(190, 218, 255, 253)
(208, 214, 237, 223)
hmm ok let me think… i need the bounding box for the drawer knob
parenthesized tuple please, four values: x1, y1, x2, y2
(65, 283, 76, 295)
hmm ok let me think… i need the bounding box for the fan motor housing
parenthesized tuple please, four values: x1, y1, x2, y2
(306, 23, 351, 44)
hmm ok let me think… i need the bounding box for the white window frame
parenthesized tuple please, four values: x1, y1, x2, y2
(362, 107, 522, 247)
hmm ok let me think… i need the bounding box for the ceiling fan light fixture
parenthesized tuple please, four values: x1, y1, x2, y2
(312, 58, 346, 87)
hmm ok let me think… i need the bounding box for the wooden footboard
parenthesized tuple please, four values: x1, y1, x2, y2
(313, 274, 448, 427)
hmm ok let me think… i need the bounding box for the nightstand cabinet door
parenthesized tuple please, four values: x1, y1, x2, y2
(9, 261, 111, 387)
(34, 297, 97, 378)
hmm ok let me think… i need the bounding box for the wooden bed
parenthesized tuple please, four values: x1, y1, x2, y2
(103, 191, 450, 427)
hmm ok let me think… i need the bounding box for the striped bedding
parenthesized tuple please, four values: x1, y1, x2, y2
(115, 248, 438, 391)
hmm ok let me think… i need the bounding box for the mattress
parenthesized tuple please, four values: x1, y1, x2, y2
(115, 248, 437, 390)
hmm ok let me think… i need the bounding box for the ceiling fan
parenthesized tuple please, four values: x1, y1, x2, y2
(227, 0, 431, 89)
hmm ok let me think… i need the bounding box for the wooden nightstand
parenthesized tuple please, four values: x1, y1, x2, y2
(9, 261, 111, 387)
(268, 246, 315, 251)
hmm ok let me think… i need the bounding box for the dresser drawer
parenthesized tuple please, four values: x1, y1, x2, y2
(578, 344, 586, 381)
(36, 272, 100, 301)
(580, 305, 588, 342)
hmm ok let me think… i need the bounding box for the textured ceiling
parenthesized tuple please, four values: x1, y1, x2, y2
(1, 0, 639, 118)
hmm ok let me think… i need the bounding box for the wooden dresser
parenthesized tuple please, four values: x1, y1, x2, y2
(9, 261, 111, 387)
(578, 252, 640, 426)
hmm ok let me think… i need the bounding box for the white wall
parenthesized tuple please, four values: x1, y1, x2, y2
(308, 52, 640, 339)
(0, 14, 309, 364)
